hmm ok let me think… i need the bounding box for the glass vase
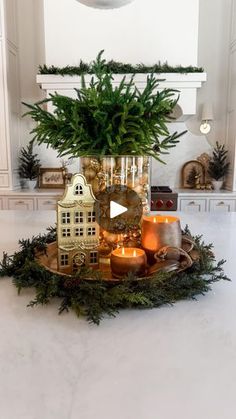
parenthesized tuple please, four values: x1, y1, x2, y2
(80, 156, 151, 258)
(80, 156, 150, 213)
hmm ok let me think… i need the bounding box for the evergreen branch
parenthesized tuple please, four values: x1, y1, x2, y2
(24, 52, 187, 160)
(0, 225, 230, 325)
(39, 60, 204, 76)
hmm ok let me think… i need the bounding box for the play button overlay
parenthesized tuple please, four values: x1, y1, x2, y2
(96, 185, 143, 234)
(110, 201, 128, 219)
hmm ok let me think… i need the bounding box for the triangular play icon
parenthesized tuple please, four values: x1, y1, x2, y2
(110, 201, 128, 219)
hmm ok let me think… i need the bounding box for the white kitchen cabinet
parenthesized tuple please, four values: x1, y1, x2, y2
(179, 198, 207, 212)
(177, 190, 236, 212)
(36, 197, 58, 210)
(7, 198, 34, 211)
(209, 199, 236, 212)
(0, 190, 62, 210)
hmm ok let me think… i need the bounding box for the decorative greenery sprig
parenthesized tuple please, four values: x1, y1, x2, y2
(39, 61, 204, 76)
(23, 51, 186, 161)
(0, 225, 229, 325)
(208, 141, 230, 181)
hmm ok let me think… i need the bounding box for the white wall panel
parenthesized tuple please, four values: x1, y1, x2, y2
(43, 0, 199, 67)
(226, 0, 236, 191)
(0, 40, 9, 171)
(4, 0, 17, 46)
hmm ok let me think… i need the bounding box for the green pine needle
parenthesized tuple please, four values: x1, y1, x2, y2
(0, 225, 230, 325)
(23, 51, 187, 160)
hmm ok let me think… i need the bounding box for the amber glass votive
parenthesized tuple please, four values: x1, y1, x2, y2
(111, 247, 147, 279)
(141, 215, 182, 258)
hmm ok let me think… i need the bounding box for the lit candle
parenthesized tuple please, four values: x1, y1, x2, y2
(141, 215, 182, 261)
(111, 247, 147, 279)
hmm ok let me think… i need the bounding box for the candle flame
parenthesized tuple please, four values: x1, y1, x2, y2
(153, 217, 157, 223)
(165, 218, 169, 223)
(133, 250, 137, 257)
(122, 247, 125, 256)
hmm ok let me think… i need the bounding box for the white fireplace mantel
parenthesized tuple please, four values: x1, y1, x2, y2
(37, 72, 207, 119)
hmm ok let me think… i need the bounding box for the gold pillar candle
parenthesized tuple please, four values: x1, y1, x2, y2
(141, 215, 182, 256)
(111, 247, 147, 279)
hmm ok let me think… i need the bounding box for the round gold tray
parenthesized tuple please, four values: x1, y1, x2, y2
(35, 236, 199, 281)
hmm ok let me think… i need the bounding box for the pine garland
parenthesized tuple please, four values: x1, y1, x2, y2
(0, 226, 229, 325)
(39, 61, 204, 76)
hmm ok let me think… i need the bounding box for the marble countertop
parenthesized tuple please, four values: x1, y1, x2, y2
(1, 187, 236, 198)
(0, 211, 235, 419)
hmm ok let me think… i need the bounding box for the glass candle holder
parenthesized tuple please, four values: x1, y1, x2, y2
(110, 247, 147, 279)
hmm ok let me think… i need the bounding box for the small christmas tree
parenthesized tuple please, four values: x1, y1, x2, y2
(187, 166, 199, 188)
(208, 142, 230, 181)
(18, 143, 41, 180)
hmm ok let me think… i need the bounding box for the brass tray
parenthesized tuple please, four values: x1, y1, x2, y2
(35, 235, 199, 281)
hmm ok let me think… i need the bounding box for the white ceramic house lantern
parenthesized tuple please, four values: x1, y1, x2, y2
(57, 174, 100, 274)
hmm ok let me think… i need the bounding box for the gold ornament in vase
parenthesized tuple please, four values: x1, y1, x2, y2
(80, 156, 150, 253)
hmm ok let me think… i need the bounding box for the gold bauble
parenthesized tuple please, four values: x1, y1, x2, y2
(81, 157, 92, 168)
(133, 185, 144, 195)
(84, 167, 97, 180)
(90, 159, 101, 172)
(132, 231, 141, 239)
(98, 242, 112, 256)
(139, 173, 149, 185)
(102, 158, 116, 172)
(91, 178, 100, 194)
(126, 240, 138, 248)
(126, 175, 138, 189)
(103, 231, 119, 244)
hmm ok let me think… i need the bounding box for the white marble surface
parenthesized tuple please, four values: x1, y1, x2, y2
(0, 211, 235, 419)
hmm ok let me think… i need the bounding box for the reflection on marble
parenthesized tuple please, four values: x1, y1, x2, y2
(0, 211, 235, 419)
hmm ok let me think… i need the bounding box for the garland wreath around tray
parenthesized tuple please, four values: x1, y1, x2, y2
(0, 225, 229, 325)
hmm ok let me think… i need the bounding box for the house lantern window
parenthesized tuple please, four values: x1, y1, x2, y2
(75, 211, 84, 223)
(74, 184, 83, 195)
(90, 251, 98, 264)
(87, 211, 96, 223)
(87, 227, 96, 236)
(75, 227, 84, 237)
(61, 254, 69, 266)
(61, 212, 71, 224)
(62, 228, 71, 237)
